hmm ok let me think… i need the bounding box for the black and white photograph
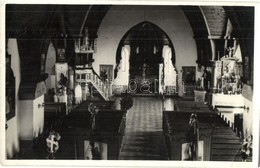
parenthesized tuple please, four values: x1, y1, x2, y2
(1, 1, 259, 168)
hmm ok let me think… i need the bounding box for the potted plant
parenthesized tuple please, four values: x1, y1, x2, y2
(240, 135, 252, 162)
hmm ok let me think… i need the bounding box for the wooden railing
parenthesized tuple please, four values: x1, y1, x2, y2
(75, 67, 112, 101)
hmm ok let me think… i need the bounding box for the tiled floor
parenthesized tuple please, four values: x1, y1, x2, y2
(119, 97, 168, 160)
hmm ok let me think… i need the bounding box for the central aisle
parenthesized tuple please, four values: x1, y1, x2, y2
(119, 97, 168, 160)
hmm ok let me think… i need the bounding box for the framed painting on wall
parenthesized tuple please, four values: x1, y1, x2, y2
(182, 66, 196, 85)
(56, 48, 66, 62)
(100, 64, 113, 82)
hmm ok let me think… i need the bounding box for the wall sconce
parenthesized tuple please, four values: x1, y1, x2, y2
(38, 103, 45, 108)
(243, 106, 249, 113)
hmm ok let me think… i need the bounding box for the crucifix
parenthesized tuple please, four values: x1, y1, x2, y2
(142, 62, 147, 80)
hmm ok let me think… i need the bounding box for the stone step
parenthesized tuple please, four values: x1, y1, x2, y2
(212, 135, 240, 140)
(212, 148, 240, 155)
(211, 155, 242, 161)
(212, 139, 241, 144)
(212, 144, 241, 149)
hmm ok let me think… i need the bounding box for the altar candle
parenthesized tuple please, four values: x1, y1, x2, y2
(233, 38, 237, 49)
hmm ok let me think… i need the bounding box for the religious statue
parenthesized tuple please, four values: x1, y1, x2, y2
(88, 103, 99, 131)
(58, 73, 68, 88)
(91, 147, 101, 160)
(202, 68, 211, 91)
(88, 103, 100, 160)
(188, 113, 199, 160)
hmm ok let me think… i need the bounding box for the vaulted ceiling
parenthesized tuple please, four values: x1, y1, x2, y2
(5, 5, 254, 84)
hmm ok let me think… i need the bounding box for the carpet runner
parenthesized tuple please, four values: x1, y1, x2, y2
(119, 97, 168, 160)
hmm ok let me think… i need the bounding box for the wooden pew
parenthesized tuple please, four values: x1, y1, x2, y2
(174, 101, 210, 112)
(163, 110, 241, 161)
(61, 107, 127, 160)
(77, 100, 115, 110)
(44, 102, 66, 132)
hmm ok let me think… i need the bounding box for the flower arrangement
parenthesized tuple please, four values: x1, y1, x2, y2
(240, 135, 252, 161)
(120, 92, 133, 110)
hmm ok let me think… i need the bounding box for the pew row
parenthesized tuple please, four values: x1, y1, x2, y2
(163, 110, 242, 161)
(44, 102, 66, 132)
(60, 107, 127, 160)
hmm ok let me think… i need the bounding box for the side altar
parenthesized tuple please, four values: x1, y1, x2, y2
(210, 56, 243, 108)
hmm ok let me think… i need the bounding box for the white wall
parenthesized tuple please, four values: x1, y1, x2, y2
(241, 84, 253, 138)
(94, 6, 197, 95)
(6, 39, 21, 158)
(19, 95, 45, 140)
(243, 97, 253, 137)
(33, 95, 44, 138)
(19, 100, 33, 140)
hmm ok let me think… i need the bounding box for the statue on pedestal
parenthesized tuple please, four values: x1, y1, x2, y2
(202, 68, 211, 91)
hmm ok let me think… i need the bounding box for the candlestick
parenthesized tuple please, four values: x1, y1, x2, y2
(233, 38, 236, 49)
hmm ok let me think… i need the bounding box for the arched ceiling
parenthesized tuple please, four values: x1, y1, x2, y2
(5, 4, 254, 84)
(6, 5, 253, 40)
(6, 5, 111, 38)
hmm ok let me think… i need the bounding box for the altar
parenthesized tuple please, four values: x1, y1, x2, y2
(210, 54, 243, 109)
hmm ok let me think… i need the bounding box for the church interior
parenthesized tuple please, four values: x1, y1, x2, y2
(4, 4, 254, 162)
